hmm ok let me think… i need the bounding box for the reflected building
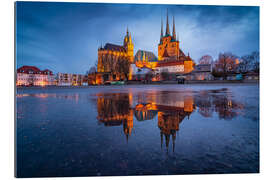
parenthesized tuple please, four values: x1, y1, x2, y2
(156, 95, 194, 153)
(134, 103, 158, 121)
(194, 89, 244, 120)
(94, 90, 195, 150)
(92, 88, 244, 153)
(95, 93, 134, 140)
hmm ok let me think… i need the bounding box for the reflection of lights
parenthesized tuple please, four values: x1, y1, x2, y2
(37, 94, 48, 98)
(16, 94, 29, 98)
(228, 100, 232, 107)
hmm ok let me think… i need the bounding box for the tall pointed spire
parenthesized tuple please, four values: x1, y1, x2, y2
(166, 9, 170, 36)
(160, 18, 164, 40)
(126, 26, 129, 36)
(173, 15, 176, 40)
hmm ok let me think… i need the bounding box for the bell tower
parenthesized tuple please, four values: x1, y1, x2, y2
(123, 27, 134, 63)
(158, 10, 180, 61)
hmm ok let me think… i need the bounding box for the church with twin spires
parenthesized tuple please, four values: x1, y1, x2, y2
(97, 10, 194, 82)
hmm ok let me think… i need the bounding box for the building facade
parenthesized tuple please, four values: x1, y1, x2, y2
(134, 50, 158, 69)
(96, 11, 194, 83)
(185, 64, 214, 80)
(97, 28, 134, 82)
(156, 11, 194, 73)
(56, 73, 88, 86)
(16, 66, 55, 86)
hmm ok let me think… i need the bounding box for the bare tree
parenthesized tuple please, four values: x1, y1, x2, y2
(213, 52, 238, 79)
(161, 71, 169, 81)
(145, 70, 154, 82)
(116, 58, 130, 81)
(238, 51, 259, 73)
(238, 57, 249, 73)
(250, 51, 259, 73)
(199, 55, 213, 65)
(86, 66, 97, 75)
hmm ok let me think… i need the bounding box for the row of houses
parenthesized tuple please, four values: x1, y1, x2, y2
(130, 63, 259, 82)
(16, 66, 88, 86)
(16, 64, 259, 87)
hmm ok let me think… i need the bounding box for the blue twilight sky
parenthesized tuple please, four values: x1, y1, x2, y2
(16, 1, 259, 74)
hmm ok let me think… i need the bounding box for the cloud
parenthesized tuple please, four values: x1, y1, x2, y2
(16, 2, 259, 73)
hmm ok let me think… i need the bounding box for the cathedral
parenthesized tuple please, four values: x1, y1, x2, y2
(96, 10, 194, 83)
(97, 28, 134, 82)
(156, 11, 194, 73)
(132, 11, 194, 75)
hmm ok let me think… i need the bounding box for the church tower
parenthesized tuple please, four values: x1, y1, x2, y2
(158, 10, 180, 61)
(123, 27, 134, 63)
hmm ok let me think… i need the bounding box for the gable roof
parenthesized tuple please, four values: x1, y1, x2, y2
(103, 43, 126, 52)
(162, 49, 170, 57)
(17, 66, 53, 75)
(179, 49, 186, 57)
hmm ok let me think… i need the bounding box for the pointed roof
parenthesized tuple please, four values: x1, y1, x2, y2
(166, 9, 170, 36)
(172, 16, 176, 40)
(160, 18, 163, 39)
(162, 49, 170, 57)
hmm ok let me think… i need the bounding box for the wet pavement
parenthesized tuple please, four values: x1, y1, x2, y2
(16, 84, 259, 177)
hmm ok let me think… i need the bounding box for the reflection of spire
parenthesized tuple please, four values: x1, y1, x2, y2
(165, 134, 170, 154)
(160, 131, 163, 149)
(172, 132, 176, 153)
(126, 133, 129, 144)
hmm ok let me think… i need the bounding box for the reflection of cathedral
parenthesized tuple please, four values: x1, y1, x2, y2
(96, 93, 134, 140)
(158, 107, 193, 153)
(93, 88, 244, 153)
(94, 91, 195, 149)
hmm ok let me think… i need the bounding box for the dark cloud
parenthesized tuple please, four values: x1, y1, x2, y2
(16, 2, 259, 74)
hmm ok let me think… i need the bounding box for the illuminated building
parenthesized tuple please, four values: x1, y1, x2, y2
(134, 50, 158, 69)
(96, 93, 134, 141)
(185, 64, 214, 80)
(16, 66, 55, 86)
(56, 73, 88, 86)
(96, 11, 195, 83)
(97, 28, 134, 82)
(156, 10, 194, 74)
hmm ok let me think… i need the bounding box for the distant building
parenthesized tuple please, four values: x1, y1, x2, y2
(185, 64, 214, 80)
(243, 72, 259, 80)
(155, 60, 185, 74)
(16, 66, 54, 86)
(130, 65, 153, 81)
(134, 50, 158, 69)
(56, 73, 88, 86)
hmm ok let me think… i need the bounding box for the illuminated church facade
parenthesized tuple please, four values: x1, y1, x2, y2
(96, 11, 194, 83)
